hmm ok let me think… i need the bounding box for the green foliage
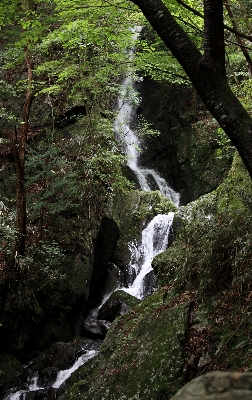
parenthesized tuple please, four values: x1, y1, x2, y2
(0, 200, 17, 263)
(134, 27, 189, 83)
(133, 0, 204, 83)
(153, 154, 252, 296)
(25, 116, 133, 249)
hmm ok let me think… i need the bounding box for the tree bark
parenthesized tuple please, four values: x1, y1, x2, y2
(12, 45, 34, 257)
(130, 0, 252, 179)
(204, 0, 226, 78)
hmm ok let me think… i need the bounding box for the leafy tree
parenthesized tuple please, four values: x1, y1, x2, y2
(0, 0, 135, 263)
(130, 0, 252, 180)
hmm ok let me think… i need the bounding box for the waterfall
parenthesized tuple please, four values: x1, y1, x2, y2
(51, 350, 98, 389)
(114, 74, 180, 207)
(121, 212, 174, 299)
(114, 44, 180, 299)
(4, 350, 98, 400)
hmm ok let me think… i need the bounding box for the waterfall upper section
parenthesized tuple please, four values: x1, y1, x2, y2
(114, 67, 180, 207)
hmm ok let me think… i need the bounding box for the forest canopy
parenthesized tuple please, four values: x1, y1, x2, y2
(1, 0, 252, 263)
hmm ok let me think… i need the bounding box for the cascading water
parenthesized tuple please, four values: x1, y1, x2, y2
(114, 40, 180, 299)
(114, 74, 180, 206)
(4, 349, 99, 400)
(121, 212, 175, 299)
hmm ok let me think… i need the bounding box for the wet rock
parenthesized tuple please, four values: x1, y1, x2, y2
(120, 264, 137, 287)
(102, 263, 122, 296)
(25, 389, 51, 400)
(81, 319, 111, 340)
(97, 290, 140, 322)
(31, 338, 100, 373)
(170, 371, 252, 400)
(88, 217, 120, 309)
(141, 270, 157, 299)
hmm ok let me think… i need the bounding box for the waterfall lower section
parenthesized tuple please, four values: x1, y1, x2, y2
(4, 348, 99, 400)
(120, 212, 174, 299)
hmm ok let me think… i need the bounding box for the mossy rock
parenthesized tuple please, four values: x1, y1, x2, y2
(137, 78, 233, 205)
(65, 290, 190, 399)
(170, 371, 252, 400)
(63, 252, 92, 299)
(153, 154, 252, 292)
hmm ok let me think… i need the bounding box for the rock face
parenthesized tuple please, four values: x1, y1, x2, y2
(88, 217, 120, 309)
(0, 354, 23, 393)
(170, 372, 252, 400)
(137, 79, 233, 205)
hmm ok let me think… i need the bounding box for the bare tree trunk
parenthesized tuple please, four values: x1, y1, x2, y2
(130, 0, 252, 179)
(203, 0, 226, 78)
(12, 45, 34, 257)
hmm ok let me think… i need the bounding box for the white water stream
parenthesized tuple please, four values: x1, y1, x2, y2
(5, 350, 98, 400)
(114, 45, 180, 299)
(121, 212, 175, 299)
(114, 76, 180, 207)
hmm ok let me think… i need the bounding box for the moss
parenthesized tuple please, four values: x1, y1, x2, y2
(98, 290, 141, 321)
(65, 290, 189, 399)
(153, 154, 252, 294)
(64, 252, 92, 299)
(151, 154, 252, 377)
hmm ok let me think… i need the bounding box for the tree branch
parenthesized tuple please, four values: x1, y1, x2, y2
(130, 0, 252, 179)
(176, 0, 252, 42)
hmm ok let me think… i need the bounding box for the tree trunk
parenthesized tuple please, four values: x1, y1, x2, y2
(130, 0, 252, 179)
(203, 0, 226, 78)
(12, 45, 33, 257)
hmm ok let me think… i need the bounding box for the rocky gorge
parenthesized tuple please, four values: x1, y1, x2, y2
(1, 71, 252, 400)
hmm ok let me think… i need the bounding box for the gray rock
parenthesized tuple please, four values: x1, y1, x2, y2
(171, 371, 252, 400)
(81, 318, 111, 339)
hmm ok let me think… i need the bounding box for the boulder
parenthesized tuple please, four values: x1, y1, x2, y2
(81, 319, 111, 340)
(141, 270, 157, 298)
(97, 290, 140, 322)
(171, 371, 252, 400)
